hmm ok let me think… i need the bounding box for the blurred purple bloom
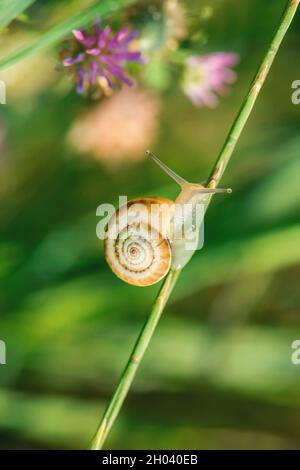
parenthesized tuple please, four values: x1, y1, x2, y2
(61, 19, 145, 95)
(182, 53, 239, 108)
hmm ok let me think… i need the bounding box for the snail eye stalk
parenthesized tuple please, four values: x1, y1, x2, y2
(146, 150, 187, 187)
(199, 187, 232, 194)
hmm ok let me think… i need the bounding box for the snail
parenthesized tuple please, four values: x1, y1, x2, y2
(104, 151, 231, 287)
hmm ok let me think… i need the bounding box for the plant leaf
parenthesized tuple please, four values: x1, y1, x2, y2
(0, 0, 36, 28)
(0, 0, 136, 70)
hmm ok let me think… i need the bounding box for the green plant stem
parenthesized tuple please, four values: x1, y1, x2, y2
(0, 0, 36, 29)
(89, 0, 299, 450)
(0, 0, 137, 70)
(208, 0, 300, 186)
(89, 268, 181, 450)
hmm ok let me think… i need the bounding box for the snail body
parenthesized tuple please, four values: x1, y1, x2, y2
(170, 182, 208, 269)
(104, 151, 231, 287)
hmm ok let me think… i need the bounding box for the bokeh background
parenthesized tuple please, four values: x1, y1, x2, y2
(0, 0, 300, 450)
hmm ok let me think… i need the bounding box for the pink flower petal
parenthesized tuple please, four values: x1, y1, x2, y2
(86, 48, 100, 56)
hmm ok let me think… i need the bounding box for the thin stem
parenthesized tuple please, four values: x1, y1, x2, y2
(208, 0, 300, 187)
(89, 268, 181, 450)
(90, 0, 299, 450)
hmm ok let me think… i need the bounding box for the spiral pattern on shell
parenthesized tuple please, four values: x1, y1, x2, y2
(104, 197, 174, 286)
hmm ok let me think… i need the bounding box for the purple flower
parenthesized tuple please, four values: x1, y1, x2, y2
(182, 53, 239, 108)
(61, 19, 145, 95)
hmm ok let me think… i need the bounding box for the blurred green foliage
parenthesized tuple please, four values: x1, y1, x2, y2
(0, 0, 300, 450)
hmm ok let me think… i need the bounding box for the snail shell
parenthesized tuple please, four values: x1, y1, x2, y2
(104, 197, 174, 287)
